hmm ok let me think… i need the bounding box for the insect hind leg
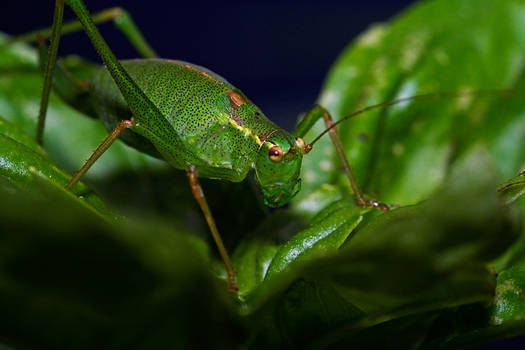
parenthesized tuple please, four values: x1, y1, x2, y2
(30, 2, 156, 144)
(36, 36, 98, 119)
(321, 108, 389, 211)
(38, 0, 166, 146)
(66, 118, 135, 190)
(188, 166, 238, 293)
(36, 0, 64, 145)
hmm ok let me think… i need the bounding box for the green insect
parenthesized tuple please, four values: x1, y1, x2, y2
(14, 0, 503, 292)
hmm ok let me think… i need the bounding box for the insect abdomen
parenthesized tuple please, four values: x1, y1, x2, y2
(89, 59, 260, 181)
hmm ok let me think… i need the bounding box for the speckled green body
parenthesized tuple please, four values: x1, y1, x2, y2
(83, 59, 303, 205)
(89, 59, 258, 180)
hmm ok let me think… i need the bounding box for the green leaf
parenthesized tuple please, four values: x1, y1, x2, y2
(319, 151, 518, 301)
(325, 312, 440, 350)
(416, 191, 525, 348)
(265, 200, 363, 279)
(295, 0, 525, 208)
(243, 152, 521, 348)
(0, 117, 119, 222)
(499, 171, 525, 204)
(0, 114, 243, 349)
(0, 116, 43, 154)
(417, 263, 525, 348)
(0, 186, 242, 350)
(490, 265, 525, 328)
(0, 33, 164, 180)
(283, 1, 525, 344)
(234, 199, 363, 297)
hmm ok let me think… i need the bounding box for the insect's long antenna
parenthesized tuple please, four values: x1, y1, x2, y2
(308, 89, 517, 147)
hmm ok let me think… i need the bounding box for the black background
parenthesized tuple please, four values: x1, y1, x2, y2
(2, 1, 525, 348)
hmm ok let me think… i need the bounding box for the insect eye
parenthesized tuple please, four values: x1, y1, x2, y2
(268, 146, 283, 162)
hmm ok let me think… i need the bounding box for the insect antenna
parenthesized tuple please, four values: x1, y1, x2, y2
(308, 88, 518, 147)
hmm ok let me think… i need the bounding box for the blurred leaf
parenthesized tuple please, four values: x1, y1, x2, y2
(242, 151, 521, 348)
(284, 1, 525, 345)
(0, 117, 119, 222)
(0, 113, 246, 349)
(322, 151, 519, 308)
(0, 116, 43, 154)
(419, 262, 525, 349)
(295, 0, 525, 209)
(0, 186, 243, 350)
(291, 183, 344, 220)
(0, 33, 164, 180)
(326, 311, 440, 350)
(416, 196, 525, 348)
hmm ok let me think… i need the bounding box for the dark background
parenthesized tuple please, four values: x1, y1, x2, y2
(2, 1, 525, 349)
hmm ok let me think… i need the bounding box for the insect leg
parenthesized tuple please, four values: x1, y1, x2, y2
(188, 166, 238, 293)
(61, 0, 177, 144)
(37, 0, 163, 144)
(12, 7, 157, 59)
(295, 104, 389, 211)
(35, 37, 98, 120)
(66, 118, 135, 190)
(36, 0, 64, 145)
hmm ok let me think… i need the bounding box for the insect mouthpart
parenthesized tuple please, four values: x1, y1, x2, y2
(262, 179, 302, 208)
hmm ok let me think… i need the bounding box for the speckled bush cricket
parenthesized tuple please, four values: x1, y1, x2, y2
(16, 0, 513, 292)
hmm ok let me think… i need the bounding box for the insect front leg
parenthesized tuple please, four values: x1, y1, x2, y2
(66, 118, 135, 190)
(188, 166, 238, 292)
(295, 104, 389, 211)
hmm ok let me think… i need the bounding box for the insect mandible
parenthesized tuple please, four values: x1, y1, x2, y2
(15, 0, 506, 292)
